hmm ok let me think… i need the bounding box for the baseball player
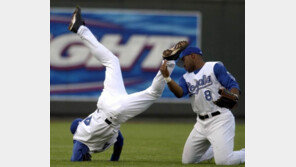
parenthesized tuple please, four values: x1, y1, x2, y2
(67, 6, 177, 161)
(160, 44, 245, 165)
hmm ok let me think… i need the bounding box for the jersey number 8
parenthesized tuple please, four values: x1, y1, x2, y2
(204, 90, 212, 101)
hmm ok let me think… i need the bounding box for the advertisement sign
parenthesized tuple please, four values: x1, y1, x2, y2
(50, 8, 201, 100)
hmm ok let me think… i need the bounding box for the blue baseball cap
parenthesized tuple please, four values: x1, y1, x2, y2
(70, 118, 83, 134)
(176, 46, 203, 67)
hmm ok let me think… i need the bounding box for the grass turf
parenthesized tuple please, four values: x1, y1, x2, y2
(51, 119, 244, 167)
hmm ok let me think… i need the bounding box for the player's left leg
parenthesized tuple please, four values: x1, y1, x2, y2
(207, 112, 245, 165)
(69, 7, 127, 97)
(70, 140, 92, 161)
(115, 60, 175, 123)
(77, 25, 127, 97)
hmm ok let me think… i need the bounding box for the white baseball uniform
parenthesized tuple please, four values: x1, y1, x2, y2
(180, 62, 245, 165)
(73, 25, 175, 153)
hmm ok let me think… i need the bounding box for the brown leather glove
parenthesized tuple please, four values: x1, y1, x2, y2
(213, 88, 239, 109)
(162, 41, 189, 60)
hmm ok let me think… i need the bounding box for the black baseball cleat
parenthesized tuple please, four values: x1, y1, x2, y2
(68, 6, 85, 33)
(162, 41, 189, 60)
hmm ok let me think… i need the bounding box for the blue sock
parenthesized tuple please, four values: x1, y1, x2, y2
(110, 131, 124, 161)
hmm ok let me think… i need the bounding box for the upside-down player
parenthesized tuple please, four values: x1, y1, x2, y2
(67, 6, 185, 162)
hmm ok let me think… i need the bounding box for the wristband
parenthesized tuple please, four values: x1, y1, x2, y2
(233, 94, 239, 100)
(164, 77, 172, 83)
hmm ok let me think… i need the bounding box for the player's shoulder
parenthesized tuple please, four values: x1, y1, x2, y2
(200, 61, 217, 70)
(206, 61, 225, 70)
(207, 61, 224, 66)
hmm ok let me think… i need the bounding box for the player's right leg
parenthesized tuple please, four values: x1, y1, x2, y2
(181, 128, 211, 164)
(115, 60, 175, 123)
(113, 40, 187, 123)
(69, 6, 127, 96)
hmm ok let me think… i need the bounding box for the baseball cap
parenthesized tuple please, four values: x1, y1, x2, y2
(176, 46, 203, 67)
(70, 118, 83, 134)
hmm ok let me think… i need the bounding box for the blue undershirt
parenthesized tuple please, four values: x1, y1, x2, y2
(178, 62, 240, 97)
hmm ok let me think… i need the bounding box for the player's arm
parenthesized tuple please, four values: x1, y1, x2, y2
(212, 62, 240, 109)
(110, 131, 124, 161)
(214, 62, 240, 98)
(160, 60, 185, 98)
(166, 79, 184, 98)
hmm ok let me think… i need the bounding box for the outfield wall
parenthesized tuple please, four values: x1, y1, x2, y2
(50, 99, 244, 119)
(50, 0, 245, 118)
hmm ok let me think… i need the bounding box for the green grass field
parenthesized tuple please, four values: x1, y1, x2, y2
(51, 119, 244, 167)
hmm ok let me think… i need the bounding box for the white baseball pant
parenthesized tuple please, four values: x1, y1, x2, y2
(182, 111, 245, 165)
(77, 25, 175, 125)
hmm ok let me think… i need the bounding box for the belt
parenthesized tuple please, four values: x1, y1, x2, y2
(199, 111, 221, 120)
(97, 109, 112, 125)
(104, 118, 112, 125)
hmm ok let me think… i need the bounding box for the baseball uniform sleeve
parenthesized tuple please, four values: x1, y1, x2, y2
(214, 62, 240, 91)
(178, 76, 189, 97)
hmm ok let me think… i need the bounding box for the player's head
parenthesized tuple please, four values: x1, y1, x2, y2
(176, 46, 203, 72)
(70, 118, 83, 134)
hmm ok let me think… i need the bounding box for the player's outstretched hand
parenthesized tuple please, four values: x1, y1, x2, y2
(160, 60, 170, 78)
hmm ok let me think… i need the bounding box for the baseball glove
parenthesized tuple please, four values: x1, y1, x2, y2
(213, 88, 239, 109)
(162, 41, 189, 60)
